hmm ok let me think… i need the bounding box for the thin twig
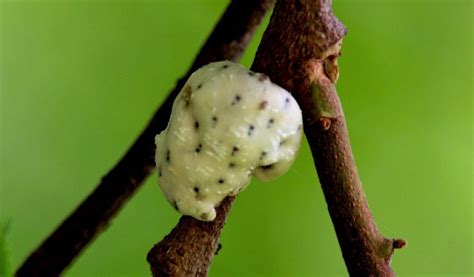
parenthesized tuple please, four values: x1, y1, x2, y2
(148, 0, 405, 276)
(16, 1, 273, 276)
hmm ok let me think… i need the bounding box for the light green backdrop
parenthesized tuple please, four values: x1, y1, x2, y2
(1, 0, 472, 276)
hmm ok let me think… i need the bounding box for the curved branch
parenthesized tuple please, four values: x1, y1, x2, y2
(15, 1, 273, 276)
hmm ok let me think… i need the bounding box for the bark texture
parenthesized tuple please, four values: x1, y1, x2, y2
(148, 0, 405, 276)
(147, 197, 235, 276)
(16, 1, 273, 276)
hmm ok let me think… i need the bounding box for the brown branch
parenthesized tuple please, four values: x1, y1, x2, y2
(15, 1, 273, 276)
(147, 197, 236, 276)
(148, 0, 405, 276)
(252, 0, 406, 275)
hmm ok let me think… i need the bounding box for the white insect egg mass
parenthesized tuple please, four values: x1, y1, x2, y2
(155, 61, 303, 221)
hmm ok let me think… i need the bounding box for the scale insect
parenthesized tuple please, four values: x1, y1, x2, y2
(155, 61, 303, 221)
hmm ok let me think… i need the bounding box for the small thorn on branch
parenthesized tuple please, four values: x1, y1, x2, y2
(393, 239, 407, 249)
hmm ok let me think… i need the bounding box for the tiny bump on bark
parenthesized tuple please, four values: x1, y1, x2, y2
(319, 118, 332, 130)
(231, 146, 239, 156)
(229, 162, 236, 168)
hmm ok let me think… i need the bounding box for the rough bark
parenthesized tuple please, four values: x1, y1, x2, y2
(147, 197, 235, 276)
(15, 1, 273, 276)
(148, 0, 405, 276)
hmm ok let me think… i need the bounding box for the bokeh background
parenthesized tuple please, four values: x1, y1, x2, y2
(1, 0, 472, 276)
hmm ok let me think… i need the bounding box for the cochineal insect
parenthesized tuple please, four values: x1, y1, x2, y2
(155, 61, 303, 221)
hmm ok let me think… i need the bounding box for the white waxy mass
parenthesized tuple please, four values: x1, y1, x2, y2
(155, 61, 303, 221)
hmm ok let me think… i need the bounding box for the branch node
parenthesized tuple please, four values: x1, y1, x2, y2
(392, 239, 407, 249)
(320, 39, 343, 82)
(307, 79, 343, 125)
(324, 54, 340, 83)
(319, 117, 332, 130)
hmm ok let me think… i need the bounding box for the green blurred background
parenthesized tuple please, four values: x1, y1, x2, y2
(0, 0, 472, 276)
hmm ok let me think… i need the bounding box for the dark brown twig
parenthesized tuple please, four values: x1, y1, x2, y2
(16, 1, 273, 276)
(148, 0, 405, 276)
(253, 0, 406, 275)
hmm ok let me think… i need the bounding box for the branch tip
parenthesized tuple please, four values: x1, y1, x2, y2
(393, 239, 407, 249)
